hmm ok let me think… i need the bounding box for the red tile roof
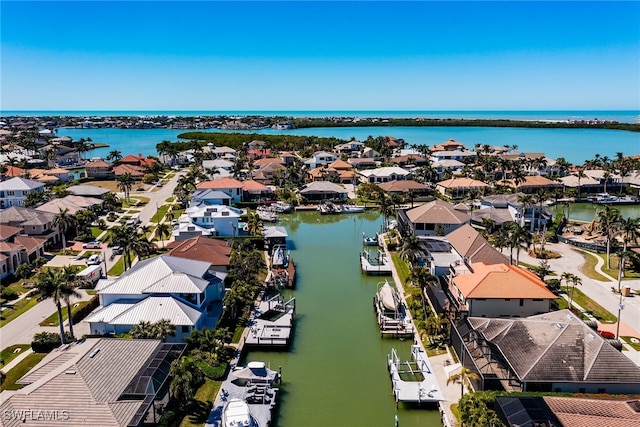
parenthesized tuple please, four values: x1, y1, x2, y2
(197, 177, 244, 189)
(167, 236, 231, 267)
(454, 262, 556, 299)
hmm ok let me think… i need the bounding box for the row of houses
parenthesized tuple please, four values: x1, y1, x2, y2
(394, 198, 640, 395)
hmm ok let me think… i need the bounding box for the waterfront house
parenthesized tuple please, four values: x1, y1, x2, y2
(241, 179, 273, 201)
(190, 189, 233, 206)
(196, 177, 244, 204)
(306, 166, 341, 183)
(446, 224, 509, 266)
(558, 173, 601, 194)
(453, 310, 640, 394)
(334, 140, 365, 154)
(436, 177, 490, 199)
(299, 181, 349, 201)
(473, 193, 551, 231)
(398, 199, 470, 237)
(447, 262, 555, 318)
(0, 338, 186, 427)
(358, 166, 411, 184)
(84, 159, 114, 179)
(89, 255, 224, 340)
(377, 180, 431, 200)
(166, 236, 231, 275)
(174, 204, 241, 240)
(0, 177, 46, 209)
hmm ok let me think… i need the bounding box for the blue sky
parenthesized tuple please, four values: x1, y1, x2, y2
(2, 1, 639, 111)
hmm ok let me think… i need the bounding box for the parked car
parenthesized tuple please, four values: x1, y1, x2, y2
(111, 246, 123, 255)
(156, 181, 163, 187)
(82, 241, 102, 249)
(86, 254, 101, 265)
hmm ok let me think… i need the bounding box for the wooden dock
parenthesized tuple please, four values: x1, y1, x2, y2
(387, 345, 444, 403)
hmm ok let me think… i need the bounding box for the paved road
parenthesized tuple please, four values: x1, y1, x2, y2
(506, 242, 640, 337)
(0, 290, 91, 349)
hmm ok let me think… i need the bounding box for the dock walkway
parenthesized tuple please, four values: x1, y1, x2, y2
(244, 293, 295, 347)
(360, 250, 393, 275)
(388, 345, 444, 403)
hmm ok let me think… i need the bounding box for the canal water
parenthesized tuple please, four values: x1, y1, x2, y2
(553, 202, 640, 222)
(243, 211, 442, 427)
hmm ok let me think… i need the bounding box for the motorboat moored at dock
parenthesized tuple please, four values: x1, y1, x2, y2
(342, 204, 365, 213)
(363, 232, 379, 246)
(222, 398, 255, 427)
(374, 281, 414, 338)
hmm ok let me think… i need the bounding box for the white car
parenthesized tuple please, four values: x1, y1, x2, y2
(86, 254, 101, 265)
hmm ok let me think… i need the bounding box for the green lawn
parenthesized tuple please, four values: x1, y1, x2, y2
(551, 297, 569, 311)
(561, 286, 617, 323)
(0, 296, 40, 328)
(90, 227, 104, 238)
(38, 299, 94, 326)
(390, 252, 410, 285)
(575, 249, 612, 281)
(179, 379, 223, 427)
(150, 204, 171, 223)
(621, 336, 640, 351)
(0, 344, 30, 367)
(0, 352, 47, 391)
(165, 196, 174, 203)
(596, 253, 640, 281)
(108, 257, 125, 276)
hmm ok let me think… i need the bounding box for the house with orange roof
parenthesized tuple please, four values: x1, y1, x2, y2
(280, 151, 297, 165)
(119, 154, 158, 168)
(241, 179, 273, 201)
(113, 163, 145, 178)
(448, 262, 555, 318)
(166, 236, 231, 274)
(377, 180, 431, 199)
(432, 138, 468, 152)
(436, 177, 490, 199)
(1, 165, 26, 178)
(390, 154, 428, 167)
(196, 177, 244, 203)
(251, 162, 286, 185)
(252, 157, 285, 168)
(84, 159, 113, 178)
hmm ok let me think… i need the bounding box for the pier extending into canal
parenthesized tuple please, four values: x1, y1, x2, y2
(360, 249, 393, 275)
(388, 345, 444, 404)
(244, 293, 295, 347)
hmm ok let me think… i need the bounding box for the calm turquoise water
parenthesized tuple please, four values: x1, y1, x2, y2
(553, 203, 640, 223)
(57, 125, 639, 165)
(243, 211, 442, 427)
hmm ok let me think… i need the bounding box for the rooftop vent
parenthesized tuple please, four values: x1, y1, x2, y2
(65, 370, 76, 375)
(89, 348, 100, 358)
(555, 323, 563, 329)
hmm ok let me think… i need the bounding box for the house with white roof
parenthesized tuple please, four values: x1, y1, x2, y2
(202, 158, 233, 178)
(173, 204, 241, 241)
(303, 151, 339, 169)
(190, 189, 233, 207)
(0, 177, 45, 209)
(358, 166, 411, 184)
(430, 149, 477, 163)
(88, 255, 224, 341)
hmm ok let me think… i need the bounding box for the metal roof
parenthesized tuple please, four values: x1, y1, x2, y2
(109, 296, 203, 326)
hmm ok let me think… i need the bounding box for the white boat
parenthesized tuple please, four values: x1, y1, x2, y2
(271, 201, 292, 213)
(318, 201, 342, 214)
(257, 206, 278, 222)
(377, 281, 399, 312)
(363, 232, 378, 246)
(222, 398, 254, 427)
(342, 204, 365, 213)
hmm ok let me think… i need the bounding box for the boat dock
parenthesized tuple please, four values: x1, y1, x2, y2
(374, 281, 414, 338)
(244, 293, 295, 347)
(205, 362, 280, 427)
(266, 245, 296, 289)
(360, 249, 392, 275)
(387, 345, 444, 404)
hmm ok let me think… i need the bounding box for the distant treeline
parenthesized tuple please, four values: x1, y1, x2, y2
(289, 117, 640, 132)
(172, 132, 349, 153)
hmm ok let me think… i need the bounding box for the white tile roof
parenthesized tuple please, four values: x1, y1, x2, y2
(0, 176, 45, 191)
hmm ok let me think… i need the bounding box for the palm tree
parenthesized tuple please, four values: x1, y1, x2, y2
(155, 222, 171, 248)
(117, 173, 135, 202)
(107, 150, 123, 163)
(131, 321, 156, 339)
(60, 265, 81, 340)
(245, 211, 263, 236)
(53, 208, 76, 251)
(35, 269, 68, 344)
(109, 225, 140, 270)
(169, 357, 204, 406)
(507, 222, 532, 266)
(597, 206, 622, 269)
(619, 217, 640, 253)
(399, 235, 423, 266)
(153, 319, 176, 342)
(561, 272, 581, 308)
(447, 367, 480, 396)
(377, 193, 395, 231)
(517, 193, 535, 232)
